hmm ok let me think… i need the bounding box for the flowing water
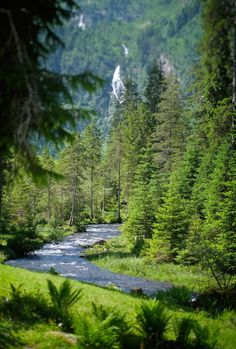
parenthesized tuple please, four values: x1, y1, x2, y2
(6, 224, 172, 295)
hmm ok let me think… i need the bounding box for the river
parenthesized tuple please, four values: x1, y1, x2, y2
(6, 224, 172, 296)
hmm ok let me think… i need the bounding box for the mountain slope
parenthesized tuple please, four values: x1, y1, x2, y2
(47, 0, 201, 128)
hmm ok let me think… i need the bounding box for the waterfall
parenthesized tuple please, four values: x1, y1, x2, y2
(122, 44, 129, 56)
(111, 65, 125, 103)
(78, 14, 86, 30)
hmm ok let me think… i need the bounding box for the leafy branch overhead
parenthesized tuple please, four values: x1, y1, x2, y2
(0, 1, 102, 173)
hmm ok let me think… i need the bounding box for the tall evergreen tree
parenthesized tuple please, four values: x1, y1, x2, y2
(82, 122, 102, 221)
(200, 0, 234, 104)
(145, 62, 165, 114)
(121, 144, 157, 254)
(153, 74, 185, 177)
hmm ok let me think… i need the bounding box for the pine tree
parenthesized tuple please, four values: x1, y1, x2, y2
(121, 144, 157, 254)
(145, 61, 165, 115)
(201, 141, 236, 287)
(59, 134, 85, 227)
(148, 179, 190, 262)
(82, 122, 102, 221)
(153, 74, 185, 177)
(200, 0, 234, 104)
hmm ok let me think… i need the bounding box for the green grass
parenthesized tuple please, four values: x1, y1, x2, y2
(85, 237, 215, 292)
(0, 260, 235, 348)
(90, 255, 215, 291)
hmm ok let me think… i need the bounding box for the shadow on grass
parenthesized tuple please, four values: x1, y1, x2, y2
(155, 285, 236, 316)
(155, 286, 196, 312)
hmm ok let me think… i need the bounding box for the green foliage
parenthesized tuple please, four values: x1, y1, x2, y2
(196, 288, 236, 316)
(47, 279, 82, 331)
(145, 62, 166, 115)
(149, 188, 190, 262)
(136, 300, 170, 347)
(76, 314, 120, 349)
(200, 0, 233, 104)
(47, 279, 82, 309)
(174, 317, 218, 349)
(122, 145, 157, 255)
(0, 284, 51, 323)
(0, 319, 21, 348)
(0, 1, 102, 174)
(6, 225, 44, 258)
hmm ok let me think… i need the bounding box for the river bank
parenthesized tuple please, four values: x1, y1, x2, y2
(5, 224, 172, 295)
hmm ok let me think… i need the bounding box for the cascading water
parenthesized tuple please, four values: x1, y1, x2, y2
(78, 14, 86, 30)
(122, 44, 129, 56)
(111, 65, 125, 103)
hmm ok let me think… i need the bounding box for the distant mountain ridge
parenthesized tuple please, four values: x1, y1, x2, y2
(46, 0, 201, 128)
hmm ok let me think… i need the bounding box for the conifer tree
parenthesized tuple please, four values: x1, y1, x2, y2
(145, 62, 165, 114)
(121, 144, 157, 254)
(0, 1, 100, 173)
(153, 74, 185, 177)
(149, 178, 190, 262)
(59, 134, 84, 227)
(200, 141, 236, 286)
(82, 122, 102, 221)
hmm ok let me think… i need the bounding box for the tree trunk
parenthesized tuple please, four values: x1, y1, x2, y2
(232, 3, 236, 146)
(117, 156, 121, 222)
(69, 163, 78, 226)
(102, 184, 105, 218)
(233, 4, 236, 107)
(47, 176, 51, 224)
(60, 187, 64, 222)
(0, 155, 3, 222)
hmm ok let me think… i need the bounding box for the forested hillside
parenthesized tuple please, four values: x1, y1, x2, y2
(0, 0, 236, 348)
(46, 0, 201, 128)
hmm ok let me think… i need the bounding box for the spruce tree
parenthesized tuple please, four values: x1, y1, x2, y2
(153, 74, 185, 177)
(82, 122, 102, 221)
(121, 144, 156, 254)
(145, 62, 165, 114)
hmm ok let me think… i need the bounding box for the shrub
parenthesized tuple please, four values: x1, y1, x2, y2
(6, 225, 44, 258)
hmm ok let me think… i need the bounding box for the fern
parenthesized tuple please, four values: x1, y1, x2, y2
(77, 314, 120, 349)
(136, 299, 170, 348)
(47, 279, 82, 309)
(192, 321, 218, 349)
(47, 279, 82, 331)
(174, 317, 195, 346)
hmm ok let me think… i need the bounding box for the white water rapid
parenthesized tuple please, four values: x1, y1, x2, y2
(6, 224, 172, 295)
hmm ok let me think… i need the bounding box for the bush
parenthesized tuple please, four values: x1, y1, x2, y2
(6, 225, 44, 258)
